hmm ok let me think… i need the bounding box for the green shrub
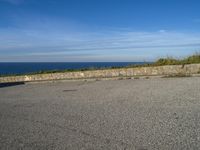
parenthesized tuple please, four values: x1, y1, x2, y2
(154, 57, 180, 66)
(153, 53, 200, 66)
(181, 54, 200, 64)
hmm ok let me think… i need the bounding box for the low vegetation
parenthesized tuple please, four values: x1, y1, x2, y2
(154, 53, 200, 66)
(162, 73, 191, 78)
(128, 53, 200, 67)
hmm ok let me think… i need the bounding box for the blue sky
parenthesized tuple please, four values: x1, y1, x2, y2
(0, 0, 200, 62)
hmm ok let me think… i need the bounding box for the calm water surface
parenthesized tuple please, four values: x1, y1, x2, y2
(0, 62, 148, 75)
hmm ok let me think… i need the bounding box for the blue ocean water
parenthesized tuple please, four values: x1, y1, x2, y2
(0, 62, 147, 75)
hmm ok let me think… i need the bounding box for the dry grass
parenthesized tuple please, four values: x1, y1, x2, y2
(162, 73, 191, 78)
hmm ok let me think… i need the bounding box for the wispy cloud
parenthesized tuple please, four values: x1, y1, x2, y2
(0, 16, 200, 62)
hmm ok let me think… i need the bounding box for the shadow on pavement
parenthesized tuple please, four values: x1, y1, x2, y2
(0, 82, 25, 88)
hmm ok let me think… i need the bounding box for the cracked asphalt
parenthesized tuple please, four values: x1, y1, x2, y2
(1, 77, 200, 149)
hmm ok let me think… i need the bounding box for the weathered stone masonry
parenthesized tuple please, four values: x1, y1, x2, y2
(1, 64, 200, 83)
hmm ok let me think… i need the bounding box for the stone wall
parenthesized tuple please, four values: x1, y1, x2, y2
(1, 64, 200, 83)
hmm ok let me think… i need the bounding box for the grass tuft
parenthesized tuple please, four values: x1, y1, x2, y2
(162, 73, 191, 78)
(153, 53, 200, 66)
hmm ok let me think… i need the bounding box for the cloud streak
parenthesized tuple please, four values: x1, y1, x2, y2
(0, 16, 200, 62)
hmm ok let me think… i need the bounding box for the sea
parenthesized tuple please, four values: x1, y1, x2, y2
(0, 62, 148, 75)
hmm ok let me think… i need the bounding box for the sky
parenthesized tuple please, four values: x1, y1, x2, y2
(0, 0, 200, 62)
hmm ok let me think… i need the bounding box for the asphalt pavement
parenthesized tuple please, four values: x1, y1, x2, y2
(1, 77, 200, 149)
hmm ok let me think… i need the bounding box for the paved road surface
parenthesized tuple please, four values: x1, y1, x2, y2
(0, 77, 200, 149)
